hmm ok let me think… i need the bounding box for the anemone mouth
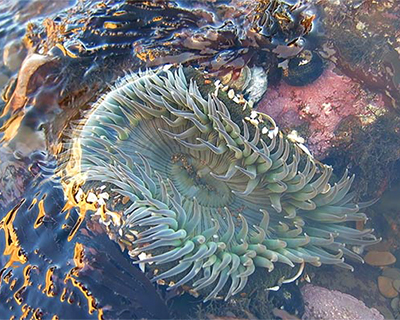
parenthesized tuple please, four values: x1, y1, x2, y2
(169, 153, 234, 208)
(65, 67, 379, 302)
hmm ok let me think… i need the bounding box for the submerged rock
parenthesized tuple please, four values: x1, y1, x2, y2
(365, 251, 396, 267)
(257, 65, 386, 159)
(378, 276, 398, 299)
(301, 284, 384, 320)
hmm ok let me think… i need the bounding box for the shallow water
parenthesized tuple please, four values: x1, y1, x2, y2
(0, 1, 399, 319)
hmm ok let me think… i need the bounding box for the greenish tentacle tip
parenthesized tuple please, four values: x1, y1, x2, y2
(75, 66, 379, 301)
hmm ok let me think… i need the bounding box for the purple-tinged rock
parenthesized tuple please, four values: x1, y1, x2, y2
(301, 284, 384, 320)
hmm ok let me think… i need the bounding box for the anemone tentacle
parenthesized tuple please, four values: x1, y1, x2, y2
(69, 67, 378, 301)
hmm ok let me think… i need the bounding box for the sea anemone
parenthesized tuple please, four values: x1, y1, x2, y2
(66, 66, 378, 302)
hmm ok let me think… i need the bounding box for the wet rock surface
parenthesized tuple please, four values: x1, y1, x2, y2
(365, 251, 397, 267)
(301, 284, 384, 320)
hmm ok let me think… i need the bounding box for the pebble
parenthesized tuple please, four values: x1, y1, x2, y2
(382, 267, 400, 280)
(378, 276, 398, 298)
(393, 279, 400, 293)
(365, 251, 396, 266)
(391, 297, 399, 311)
(367, 241, 392, 252)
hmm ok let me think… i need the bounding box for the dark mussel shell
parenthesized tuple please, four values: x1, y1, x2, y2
(283, 51, 324, 86)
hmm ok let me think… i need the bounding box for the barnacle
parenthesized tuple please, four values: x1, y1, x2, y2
(64, 66, 378, 302)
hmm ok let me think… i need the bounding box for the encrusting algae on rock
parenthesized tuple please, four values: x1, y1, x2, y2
(60, 66, 380, 302)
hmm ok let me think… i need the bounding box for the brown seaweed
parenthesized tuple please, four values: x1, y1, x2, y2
(0, 163, 170, 319)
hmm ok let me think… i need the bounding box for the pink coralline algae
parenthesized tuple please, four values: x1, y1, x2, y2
(257, 66, 385, 159)
(301, 284, 384, 320)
